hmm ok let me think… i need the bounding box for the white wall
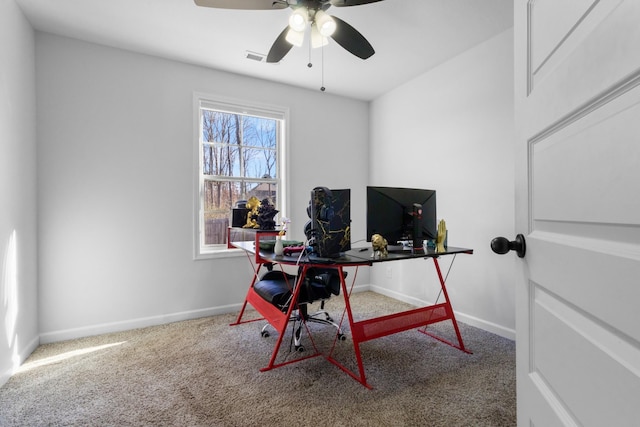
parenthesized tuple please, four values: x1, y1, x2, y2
(369, 29, 516, 338)
(35, 33, 370, 343)
(5, 19, 515, 358)
(0, 0, 39, 385)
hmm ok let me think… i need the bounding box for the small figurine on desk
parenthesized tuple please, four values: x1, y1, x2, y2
(371, 233, 388, 259)
(436, 219, 447, 253)
(256, 198, 278, 230)
(243, 196, 261, 229)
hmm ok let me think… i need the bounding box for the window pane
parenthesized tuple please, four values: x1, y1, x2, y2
(202, 142, 241, 177)
(242, 146, 277, 179)
(204, 180, 278, 217)
(203, 180, 240, 219)
(201, 112, 277, 179)
(203, 179, 278, 245)
(243, 116, 276, 148)
(247, 181, 278, 205)
(201, 110, 239, 145)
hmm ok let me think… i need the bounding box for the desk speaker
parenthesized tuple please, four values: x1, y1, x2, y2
(232, 208, 249, 228)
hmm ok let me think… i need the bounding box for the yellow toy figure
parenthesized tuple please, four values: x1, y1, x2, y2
(371, 233, 388, 258)
(436, 219, 447, 253)
(243, 196, 261, 229)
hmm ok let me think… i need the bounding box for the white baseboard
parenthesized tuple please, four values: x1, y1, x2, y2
(39, 285, 372, 344)
(368, 285, 429, 307)
(454, 311, 515, 340)
(368, 285, 515, 341)
(0, 334, 40, 388)
(38, 283, 513, 345)
(39, 304, 244, 344)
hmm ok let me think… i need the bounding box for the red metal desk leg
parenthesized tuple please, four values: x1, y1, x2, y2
(230, 247, 291, 327)
(327, 257, 472, 389)
(326, 266, 373, 389)
(230, 255, 264, 326)
(418, 257, 472, 354)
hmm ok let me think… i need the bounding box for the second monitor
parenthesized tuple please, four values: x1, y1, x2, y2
(366, 186, 437, 249)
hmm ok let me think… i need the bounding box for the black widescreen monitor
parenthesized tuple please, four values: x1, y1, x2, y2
(366, 186, 437, 247)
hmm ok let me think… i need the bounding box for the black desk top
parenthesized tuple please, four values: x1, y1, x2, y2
(232, 241, 368, 266)
(345, 246, 473, 263)
(231, 241, 473, 266)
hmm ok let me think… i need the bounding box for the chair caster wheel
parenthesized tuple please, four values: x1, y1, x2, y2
(295, 345, 305, 352)
(337, 334, 346, 341)
(261, 331, 270, 338)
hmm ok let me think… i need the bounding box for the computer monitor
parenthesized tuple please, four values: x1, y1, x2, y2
(307, 187, 351, 258)
(366, 186, 437, 248)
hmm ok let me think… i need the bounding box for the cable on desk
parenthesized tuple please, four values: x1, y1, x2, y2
(295, 238, 309, 266)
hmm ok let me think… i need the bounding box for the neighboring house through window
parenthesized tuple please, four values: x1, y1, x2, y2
(194, 95, 287, 258)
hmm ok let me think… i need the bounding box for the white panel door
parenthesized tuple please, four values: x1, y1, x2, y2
(514, 1, 640, 425)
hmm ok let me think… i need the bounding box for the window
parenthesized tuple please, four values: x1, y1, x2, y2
(194, 95, 287, 258)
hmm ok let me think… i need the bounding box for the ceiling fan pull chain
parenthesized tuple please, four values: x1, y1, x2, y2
(320, 45, 326, 92)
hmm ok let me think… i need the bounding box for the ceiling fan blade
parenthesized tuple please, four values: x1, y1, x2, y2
(329, 16, 375, 60)
(329, 0, 385, 6)
(194, 0, 288, 10)
(266, 27, 294, 63)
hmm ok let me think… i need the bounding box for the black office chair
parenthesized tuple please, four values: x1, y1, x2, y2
(253, 267, 346, 351)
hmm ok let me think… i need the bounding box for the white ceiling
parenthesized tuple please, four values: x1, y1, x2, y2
(15, 0, 513, 101)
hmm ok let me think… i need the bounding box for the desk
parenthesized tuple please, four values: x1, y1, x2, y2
(227, 227, 281, 264)
(231, 240, 473, 388)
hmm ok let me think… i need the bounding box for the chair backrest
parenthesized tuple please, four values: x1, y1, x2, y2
(299, 268, 345, 303)
(253, 268, 346, 309)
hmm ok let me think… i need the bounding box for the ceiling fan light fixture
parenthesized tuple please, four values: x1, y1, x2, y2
(285, 28, 305, 47)
(311, 24, 328, 48)
(196, 0, 377, 63)
(314, 10, 336, 37)
(288, 8, 308, 32)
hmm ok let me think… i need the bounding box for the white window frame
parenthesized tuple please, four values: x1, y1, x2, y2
(193, 93, 289, 259)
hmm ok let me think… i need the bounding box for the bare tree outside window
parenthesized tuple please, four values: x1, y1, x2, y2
(198, 102, 282, 250)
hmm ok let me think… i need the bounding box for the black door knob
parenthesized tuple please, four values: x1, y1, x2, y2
(491, 234, 526, 258)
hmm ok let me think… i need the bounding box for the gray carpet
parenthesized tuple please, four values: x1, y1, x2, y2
(0, 292, 515, 426)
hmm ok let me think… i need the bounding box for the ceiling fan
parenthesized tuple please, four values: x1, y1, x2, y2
(194, 0, 385, 63)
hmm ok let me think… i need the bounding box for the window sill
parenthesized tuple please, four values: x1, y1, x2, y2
(194, 247, 246, 261)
